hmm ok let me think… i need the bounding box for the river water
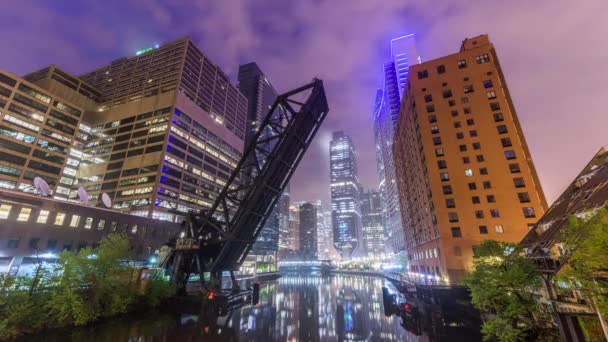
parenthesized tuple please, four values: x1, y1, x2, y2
(24, 273, 482, 341)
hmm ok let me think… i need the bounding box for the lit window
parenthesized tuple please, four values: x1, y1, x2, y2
(98, 219, 105, 230)
(54, 212, 66, 225)
(495, 225, 504, 233)
(17, 208, 31, 222)
(0, 204, 11, 219)
(476, 54, 490, 64)
(70, 215, 80, 227)
(84, 217, 93, 229)
(486, 91, 497, 99)
(37, 210, 49, 223)
(523, 207, 536, 218)
(465, 169, 473, 177)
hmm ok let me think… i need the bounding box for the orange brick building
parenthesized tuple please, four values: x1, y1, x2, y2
(393, 35, 547, 283)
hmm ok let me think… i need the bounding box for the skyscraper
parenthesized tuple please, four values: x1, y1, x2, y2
(237, 62, 282, 258)
(277, 186, 291, 253)
(360, 190, 385, 256)
(313, 200, 331, 260)
(373, 34, 420, 255)
(330, 131, 362, 258)
(393, 35, 548, 282)
(299, 202, 317, 260)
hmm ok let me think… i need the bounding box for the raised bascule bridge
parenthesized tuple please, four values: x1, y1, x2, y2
(161, 79, 328, 310)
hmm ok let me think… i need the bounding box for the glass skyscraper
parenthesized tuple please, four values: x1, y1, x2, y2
(360, 189, 385, 256)
(330, 131, 362, 258)
(373, 34, 420, 255)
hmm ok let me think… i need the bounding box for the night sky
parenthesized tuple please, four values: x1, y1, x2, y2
(1, 0, 606, 206)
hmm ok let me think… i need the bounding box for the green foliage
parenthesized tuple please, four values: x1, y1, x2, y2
(144, 272, 176, 307)
(463, 240, 545, 341)
(0, 233, 176, 339)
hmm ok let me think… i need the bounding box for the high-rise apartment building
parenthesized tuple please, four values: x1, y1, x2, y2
(360, 190, 385, 256)
(393, 35, 548, 282)
(237, 62, 282, 257)
(373, 35, 420, 255)
(330, 131, 362, 258)
(299, 202, 317, 260)
(17, 37, 247, 224)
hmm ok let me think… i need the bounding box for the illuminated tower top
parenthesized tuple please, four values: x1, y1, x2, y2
(390, 34, 421, 98)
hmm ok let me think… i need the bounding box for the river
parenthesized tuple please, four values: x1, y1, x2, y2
(22, 273, 482, 341)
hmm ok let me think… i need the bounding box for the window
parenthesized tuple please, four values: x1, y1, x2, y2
(451, 226, 462, 237)
(54, 212, 66, 225)
(490, 102, 501, 111)
(448, 212, 459, 223)
(451, 110, 459, 117)
(7, 239, 20, 248)
(459, 144, 467, 152)
(418, 70, 428, 79)
(464, 107, 471, 114)
(470, 130, 478, 138)
(446, 198, 456, 208)
(497, 125, 508, 134)
(426, 104, 435, 113)
(437, 65, 446, 74)
(443, 185, 453, 195)
(476, 155, 485, 162)
(495, 225, 504, 233)
(98, 219, 106, 230)
(465, 169, 473, 177)
(483, 79, 493, 88)
(29, 238, 40, 249)
(472, 142, 481, 150)
(84, 217, 93, 229)
(490, 209, 500, 218)
(440, 172, 449, 181)
(487, 195, 496, 203)
(0, 204, 12, 219)
(457, 59, 467, 69)
(448, 100, 456, 106)
(523, 207, 536, 218)
(47, 239, 57, 250)
(501, 137, 512, 147)
(454, 121, 462, 128)
(475, 210, 484, 219)
(466, 119, 475, 126)
(483, 181, 492, 189)
(468, 182, 477, 190)
(494, 113, 504, 122)
(424, 94, 433, 102)
(456, 132, 464, 139)
(431, 126, 439, 134)
(514, 177, 526, 188)
(428, 114, 437, 123)
(509, 163, 521, 173)
(486, 91, 497, 99)
(433, 137, 442, 145)
(454, 246, 462, 256)
(17, 207, 31, 221)
(476, 54, 490, 64)
(463, 85, 474, 93)
(69, 215, 80, 227)
(442, 89, 453, 98)
(435, 148, 444, 156)
(37, 210, 50, 223)
(505, 150, 516, 160)
(518, 192, 531, 203)
(480, 167, 488, 175)
(463, 157, 471, 164)
(438, 160, 447, 169)
(472, 196, 481, 204)
(461, 97, 469, 104)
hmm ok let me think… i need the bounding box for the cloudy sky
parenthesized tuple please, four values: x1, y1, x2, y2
(1, 0, 606, 205)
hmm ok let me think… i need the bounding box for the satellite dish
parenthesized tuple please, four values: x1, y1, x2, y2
(101, 192, 112, 208)
(77, 187, 89, 204)
(33, 177, 51, 197)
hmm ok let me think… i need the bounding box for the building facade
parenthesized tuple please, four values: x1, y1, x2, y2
(313, 200, 332, 260)
(299, 202, 318, 260)
(373, 34, 420, 255)
(360, 189, 385, 256)
(393, 35, 547, 282)
(330, 131, 362, 258)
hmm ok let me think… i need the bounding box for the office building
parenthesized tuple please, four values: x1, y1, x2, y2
(360, 190, 385, 256)
(237, 62, 282, 258)
(330, 131, 362, 258)
(277, 186, 291, 252)
(373, 34, 420, 255)
(393, 35, 547, 282)
(313, 200, 331, 260)
(288, 203, 302, 252)
(299, 202, 317, 260)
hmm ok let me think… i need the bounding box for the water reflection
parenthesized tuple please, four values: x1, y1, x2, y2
(24, 274, 480, 341)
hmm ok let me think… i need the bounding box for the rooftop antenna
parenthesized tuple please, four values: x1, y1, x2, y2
(77, 187, 89, 205)
(101, 192, 112, 208)
(33, 177, 51, 197)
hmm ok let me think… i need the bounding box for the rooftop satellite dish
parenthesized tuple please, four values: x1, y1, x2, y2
(77, 187, 89, 204)
(33, 177, 51, 197)
(101, 192, 112, 208)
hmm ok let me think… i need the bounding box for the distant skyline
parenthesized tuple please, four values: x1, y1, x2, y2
(1, 0, 606, 206)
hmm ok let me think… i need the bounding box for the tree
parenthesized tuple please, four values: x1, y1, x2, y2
(463, 240, 555, 341)
(558, 208, 608, 339)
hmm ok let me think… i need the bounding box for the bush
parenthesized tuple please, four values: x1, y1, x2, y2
(144, 272, 176, 307)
